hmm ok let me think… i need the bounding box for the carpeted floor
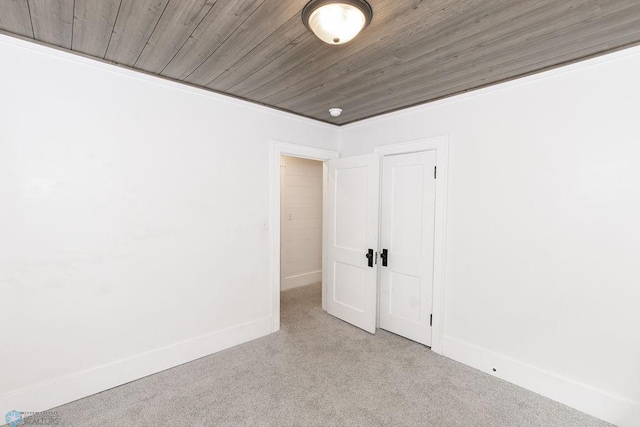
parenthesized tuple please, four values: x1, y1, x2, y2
(42, 283, 608, 426)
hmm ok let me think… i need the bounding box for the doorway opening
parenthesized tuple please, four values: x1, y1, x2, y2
(268, 137, 448, 354)
(280, 155, 324, 325)
(269, 141, 338, 333)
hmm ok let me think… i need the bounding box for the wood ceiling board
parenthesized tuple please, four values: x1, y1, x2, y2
(0, 0, 33, 38)
(244, 0, 452, 102)
(262, 0, 497, 107)
(330, 1, 630, 119)
(184, 0, 309, 86)
(1, 0, 639, 125)
(335, 43, 616, 124)
(295, 0, 601, 115)
(206, 14, 314, 92)
(279, 0, 596, 112)
(134, 0, 215, 72)
(600, 0, 638, 15)
(223, 30, 329, 97)
(72, 0, 121, 57)
(28, 0, 73, 48)
(104, 0, 170, 65)
(280, 0, 538, 112)
(160, 0, 262, 80)
(223, 0, 421, 98)
(330, 12, 640, 123)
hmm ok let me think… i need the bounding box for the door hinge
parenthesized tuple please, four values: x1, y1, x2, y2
(434, 166, 437, 179)
(430, 314, 433, 326)
(375, 251, 378, 265)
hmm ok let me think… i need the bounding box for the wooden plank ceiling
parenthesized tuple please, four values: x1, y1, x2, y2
(1, 0, 639, 125)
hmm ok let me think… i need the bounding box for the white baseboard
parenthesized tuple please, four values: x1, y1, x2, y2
(281, 270, 322, 291)
(0, 316, 273, 416)
(442, 335, 640, 427)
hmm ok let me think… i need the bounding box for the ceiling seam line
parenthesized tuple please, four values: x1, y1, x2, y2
(103, 0, 123, 59)
(70, 0, 76, 50)
(204, 11, 304, 88)
(181, 0, 269, 82)
(226, 33, 315, 94)
(158, 0, 219, 74)
(26, 0, 35, 39)
(133, 0, 172, 67)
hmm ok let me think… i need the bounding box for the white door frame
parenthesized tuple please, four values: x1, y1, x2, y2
(269, 141, 339, 333)
(374, 135, 450, 354)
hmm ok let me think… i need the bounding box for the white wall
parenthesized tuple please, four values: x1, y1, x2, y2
(0, 35, 338, 414)
(280, 156, 323, 291)
(340, 47, 640, 426)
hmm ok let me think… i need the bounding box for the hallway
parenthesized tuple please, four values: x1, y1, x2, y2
(46, 284, 607, 426)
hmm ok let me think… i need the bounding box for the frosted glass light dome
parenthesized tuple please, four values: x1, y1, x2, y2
(303, 0, 373, 45)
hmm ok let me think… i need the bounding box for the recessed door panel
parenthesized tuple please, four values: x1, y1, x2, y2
(333, 261, 366, 312)
(335, 168, 368, 250)
(389, 271, 421, 322)
(390, 164, 424, 260)
(380, 151, 437, 345)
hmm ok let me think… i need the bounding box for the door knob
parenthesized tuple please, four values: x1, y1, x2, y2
(365, 249, 374, 267)
(380, 249, 388, 267)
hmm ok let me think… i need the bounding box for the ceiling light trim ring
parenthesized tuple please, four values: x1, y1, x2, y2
(302, 0, 373, 30)
(302, 0, 373, 44)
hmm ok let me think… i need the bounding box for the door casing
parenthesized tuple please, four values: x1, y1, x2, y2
(269, 141, 338, 333)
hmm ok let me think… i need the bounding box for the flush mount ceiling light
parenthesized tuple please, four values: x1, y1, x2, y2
(302, 0, 373, 45)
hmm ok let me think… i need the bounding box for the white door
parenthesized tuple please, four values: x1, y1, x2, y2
(379, 150, 437, 345)
(326, 154, 379, 333)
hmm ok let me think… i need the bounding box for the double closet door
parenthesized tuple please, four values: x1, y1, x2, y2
(325, 150, 437, 346)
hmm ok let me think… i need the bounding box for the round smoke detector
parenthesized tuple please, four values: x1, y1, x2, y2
(329, 108, 343, 117)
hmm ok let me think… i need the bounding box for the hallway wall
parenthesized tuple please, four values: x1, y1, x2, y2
(280, 156, 323, 290)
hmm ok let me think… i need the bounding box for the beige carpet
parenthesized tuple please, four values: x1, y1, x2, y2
(33, 283, 608, 426)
